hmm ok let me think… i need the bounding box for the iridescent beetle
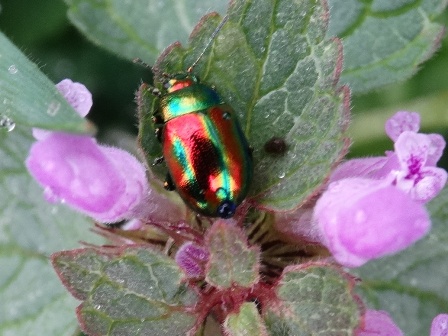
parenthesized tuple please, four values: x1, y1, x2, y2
(143, 16, 253, 218)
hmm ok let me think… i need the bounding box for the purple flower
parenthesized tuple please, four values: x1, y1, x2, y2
(314, 178, 430, 267)
(392, 131, 447, 202)
(431, 314, 448, 336)
(175, 242, 210, 279)
(313, 111, 445, 267)
(26, 79, 152, 223)
(356, 310, 403, 336)
(385, 111, 420, 141)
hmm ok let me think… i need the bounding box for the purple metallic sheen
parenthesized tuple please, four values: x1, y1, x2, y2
(431, 314, 448, 336)
(26, 132, 148, 223)
(385, 111, 420, 141)
(175, 242, 210, 279)
(314, 178, 430, 267)
(357, 310, 403, 336)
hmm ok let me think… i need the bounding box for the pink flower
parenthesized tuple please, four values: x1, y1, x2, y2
(431, 314, 448, 336)
(313, 111, 445, 267)
(314, 178, 430, 267)
(385, 111, 420, 141)
(26, 79, 152, 223)
(357, 310, 403, 336)
(392, 131, 447, 203)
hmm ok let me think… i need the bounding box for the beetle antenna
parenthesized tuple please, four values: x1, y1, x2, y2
(187, 14, 229, 73)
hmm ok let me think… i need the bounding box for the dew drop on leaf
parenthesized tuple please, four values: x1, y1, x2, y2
(0, 115, 15, 132)
(47, 101, 61, 116)
(8, 64, 18, 74)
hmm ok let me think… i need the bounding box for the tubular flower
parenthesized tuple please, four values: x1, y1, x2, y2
(26, 79, 151, 223)
(314, 111, 446, 267)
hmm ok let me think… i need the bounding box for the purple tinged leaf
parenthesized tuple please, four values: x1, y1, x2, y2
(357, 310, 403, 336)
(52, 247, 198, 336)
(175, 242, 209, 279)
(314, 178, 430, 267)
(431, 314, 448, 336)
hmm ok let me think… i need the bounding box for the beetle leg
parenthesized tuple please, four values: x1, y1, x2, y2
(164, 173, 176, 191)
(249, 145, 254, 159)
(152, 112, 164, 142)
(153, 156, 164, 166)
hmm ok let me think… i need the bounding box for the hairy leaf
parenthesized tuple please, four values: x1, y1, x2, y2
(205, 221, 260, 289)
(264, 264, 362, 335)
(64, 0, 227, 64)
(52, 246, 198, 336)
(224, 302, 268, 336)
(0, 32, 88, 132)
(139, 0, 349, 212)
(327, 0, 447, 93)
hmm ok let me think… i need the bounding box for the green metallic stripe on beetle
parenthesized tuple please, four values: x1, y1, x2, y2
(159, 84, 223, 121)
(161, 105, 252, 217)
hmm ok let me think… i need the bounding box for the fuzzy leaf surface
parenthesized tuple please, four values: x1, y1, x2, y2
(52, 246, 198, 336)
(0, 127, 99, 335)
(139, 0, 349, 212)
(224, 302, 268, 336)
(0, 32, 88, 132)
(327, 0, 447, 94)
(64, 0, 227, 64)
(264, 264, 362, 335)
(205, 221, 260, 289)
(355, 187, 448, 336)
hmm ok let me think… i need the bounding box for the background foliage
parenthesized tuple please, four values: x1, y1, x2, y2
(0, 0, 447, 335)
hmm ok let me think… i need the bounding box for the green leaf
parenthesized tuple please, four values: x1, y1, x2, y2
(224, 302, 268, 336)
(139, 0, 349, 212)
(205, 221, 260, 289)
(327, 0, 447, 94)
(264, 264, 362, 335)
(0, 32, 89, 132)
(355, 186, 448, 336)
(0, 127, 100, 335)
(52, 246, 198, 336)
(63, 0, 227, 64)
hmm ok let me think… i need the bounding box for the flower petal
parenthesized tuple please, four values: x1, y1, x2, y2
(56, 79, 92, 117)
(431, 314, 448, 336)
(33, 79, 93, 140)
(409, 167, 448, 203)
(427, 134, 446, 166)
(394, 131, 430, 174)
(385, 111, 420, 142)
(314, 178, 430, 267)
(357, 310, 403, 336)
(26, 133, 148, 223)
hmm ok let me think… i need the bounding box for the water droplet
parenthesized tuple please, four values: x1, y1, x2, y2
(47, 101, 61, 116)
(278, 171, 286, 179)
(8, 64, 18, 74)
(0, 116, 15, 132)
